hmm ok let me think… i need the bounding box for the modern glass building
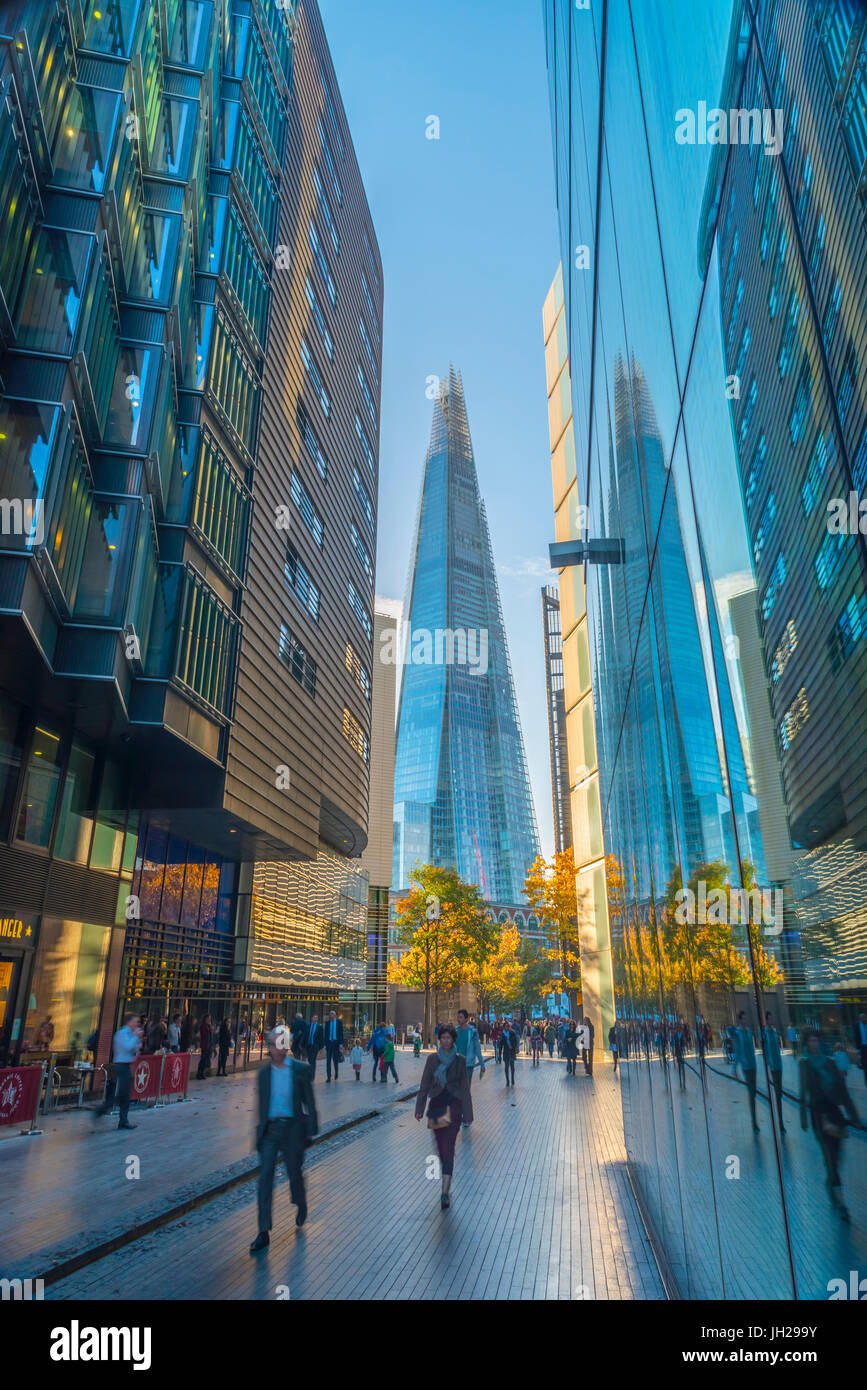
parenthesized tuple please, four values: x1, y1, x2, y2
(392, 368, 540, 903)
(0, 0, 381, 1059)
(545, 0, 867, 1298)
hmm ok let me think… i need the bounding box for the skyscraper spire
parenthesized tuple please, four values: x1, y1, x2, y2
(393, 371, 540, 901)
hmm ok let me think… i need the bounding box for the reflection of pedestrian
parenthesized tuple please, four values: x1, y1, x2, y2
(217, 1017, 232, 1076)
(799, 1029, 859, 1222)
(415, 1023, 471, 1210)
(673, 1026, 685, 1090)
(95, 1015, 142, 1129)
(36, 1016, 55, 1048)
(733, 1012, 759, 1133)
(197, 1015, 212, 1080)
(762, 1012, 786, 1133)
(250, 1027, 318, 1254)
(501, 1021, 519, 1086)
(305, 1015, 323, 1076)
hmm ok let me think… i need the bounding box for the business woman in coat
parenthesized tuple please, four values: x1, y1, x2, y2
(563, 1020, 579, 1076)
(415, 1023, 472, 1209)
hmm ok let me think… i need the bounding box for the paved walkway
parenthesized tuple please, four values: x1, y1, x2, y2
(43, 1058, 664, 1301)
(0, 1049, 420, 1279)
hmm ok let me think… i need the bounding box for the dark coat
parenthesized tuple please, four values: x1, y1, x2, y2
(256, 1059, 318, 1148)
(304, 1022, 324, 1052)
(500, 1027, 520, 1057)
(563, 1028, 579, 1059)
(323, 1018, 344, 1046)
(415, 1051, 472, 1123)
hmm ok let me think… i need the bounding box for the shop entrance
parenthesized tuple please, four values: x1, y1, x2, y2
(0, 953, 23, 1066)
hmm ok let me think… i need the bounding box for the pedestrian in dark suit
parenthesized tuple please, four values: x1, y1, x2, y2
(582, 1016, 595, 1076)
(217, 1017, 232, 1076)
(250, 1027, 318, 1253)
(305, 1014, 323, 1074)
(324, 1010, 344, 1081)
(290, 1012, 306, 1060)
(501, 1022, 520, 1086)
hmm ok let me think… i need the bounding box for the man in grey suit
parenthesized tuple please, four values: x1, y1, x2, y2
(250, 1026, 318, 1254)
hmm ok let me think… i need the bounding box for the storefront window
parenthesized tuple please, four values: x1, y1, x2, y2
(22, 918, 110, 1056)
(0, 695, 25, 839)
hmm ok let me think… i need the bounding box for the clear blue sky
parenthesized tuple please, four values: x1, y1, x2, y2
(318, 0, 561, 860)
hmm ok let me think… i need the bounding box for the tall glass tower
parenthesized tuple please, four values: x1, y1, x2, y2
(392, 368, 539, 902)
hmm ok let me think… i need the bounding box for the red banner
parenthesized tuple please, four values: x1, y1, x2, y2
(129, 1055, 161, 1102)
(159, 1051, 190, 1097)
(0, 1066, 42, 1128)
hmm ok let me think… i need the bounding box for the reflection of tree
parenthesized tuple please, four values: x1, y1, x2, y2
(523, 848, 581, 1014)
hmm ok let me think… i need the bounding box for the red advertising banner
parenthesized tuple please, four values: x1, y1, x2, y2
(159, 1051, 190, 1097)
(129, 1055, 161, 1102)
(0, 1066, 42, 1127)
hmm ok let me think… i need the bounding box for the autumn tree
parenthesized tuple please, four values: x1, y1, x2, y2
(523, 848, 582, 1015)
(480, 924, 524, 1015)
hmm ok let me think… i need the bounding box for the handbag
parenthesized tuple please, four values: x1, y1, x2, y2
(427, 1102, 453, 1130)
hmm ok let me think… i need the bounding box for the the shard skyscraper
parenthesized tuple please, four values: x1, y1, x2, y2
(392, 368, 540, 902)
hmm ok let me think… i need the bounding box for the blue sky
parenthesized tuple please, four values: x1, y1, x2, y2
(318, 0, 561, 860)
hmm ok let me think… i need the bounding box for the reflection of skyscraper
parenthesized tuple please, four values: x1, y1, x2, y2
(706, 0, 867, 1008)
(392, 369, 539, 901)
(541, 586, 572, 853)
(600, 354, 764, 898)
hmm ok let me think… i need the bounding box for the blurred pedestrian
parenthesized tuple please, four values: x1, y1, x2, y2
(762, 1011, 786, 1133)
(217, 1016, 232, 1076)
(250, 1026, 318, 1253)
(197, 1014, 212, 1080)
(414, 1022, 471, 1209)
(733, 1011, 759, 1132)
(563, 1019, 579, 1076)
(95, 1015, 142, 1130)
(324, 1010, 344, 1082)
(455, 1008, 484, 1125)
(800, 1029, 859, 1222)
(167, 1014, 181, 1052)
(501, 1020, 519, 1087)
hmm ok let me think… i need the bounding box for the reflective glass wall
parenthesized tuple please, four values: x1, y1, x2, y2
(544, 0, 867, 1298)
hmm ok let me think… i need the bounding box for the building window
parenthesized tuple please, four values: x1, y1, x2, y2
(305, 276, 334, 360)
(351, 521, 373, 584)
(345, 642, 371, 700)
(771, 619, 797, 682)
(291, 469, 324, 547)
(753, 493, 776, 562)
(779, 686, 809, 751)
(353, 466, 375, 532)
(357, 362, 376, 426)
(342, 707, 369, 762)
(838, 346, 857, 424)
(319, 67, 346, 159)
(736, 323, 751, 379)
(841, 45, 867, 178)
(745, 434, 767, 510)
(762, 551, 786, 619)
(823, 280, 841, 350)
(317, 115, 342, 204)
(301, 338, 331, 418)
(829, 591, 867, 670)
(279, 622, 316, 697)
(801, 430, 834, 516)
(312, 166, 339, 255)
(308, 220, 336, 307)
(364, 229, 379, 291)
(789, 360, 812, 443)
(740, 378, 758, 442)
(355, 414, 376, 474)
(285, 538, 320, 620)
(297, 401, 328, 480)
(815, 531, 846, 591)
(348, 580, 372, 639)
(778, 292, 798, 377)
(727, 277, 743, 350)
(359, 314, 378, 382)
(15, 724, 64, 848)
(361, 269, 379, 334)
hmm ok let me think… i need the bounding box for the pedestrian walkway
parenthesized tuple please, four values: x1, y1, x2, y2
(45, 1059, 664, 1300)
(0, 1049, 420, 1280)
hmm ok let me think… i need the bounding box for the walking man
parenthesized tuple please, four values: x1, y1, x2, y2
(581, 1016, 595, 1076)
(366, 1020, 387, 1080)
(95, 1014, 142, 1130)
(250, 1026, 318, 1253)
(501, 1020, 519, 1087)
(734, 1011, 760, 1132)
(290, 1012, 306, 1060)
(763, 1011, 786, 1133)
(305, 1014, 323, 1076)
(456, 1008, 485, 1126)
(324, 1009, 343, 1082)
(217, 1016, 232, 1076)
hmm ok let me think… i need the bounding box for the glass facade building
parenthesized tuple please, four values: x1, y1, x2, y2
(393, 368, 540, 902)
(541, 584, 572, 854)
(545, 0, 867, 1297)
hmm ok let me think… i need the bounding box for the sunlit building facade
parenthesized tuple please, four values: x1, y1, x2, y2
(545, 0, 867, 1299)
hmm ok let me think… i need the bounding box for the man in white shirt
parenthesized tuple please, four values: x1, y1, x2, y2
(250, 1027, 318, 1253)
(95, 1015, 142, 1129)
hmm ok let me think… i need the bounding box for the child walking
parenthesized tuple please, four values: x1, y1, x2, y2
(350, 1038, 364, 1081)
(383, 1034, 400, 1083)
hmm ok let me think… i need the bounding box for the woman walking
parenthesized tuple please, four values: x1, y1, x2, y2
(415, 1023, 471, 1209)
(799, 1029, 860, 1221)
(563, 1019, 579, 1076)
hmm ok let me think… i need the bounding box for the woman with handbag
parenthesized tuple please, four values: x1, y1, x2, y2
(415, 1023, 471, 1209)
(800, 1029, 860, 1222)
